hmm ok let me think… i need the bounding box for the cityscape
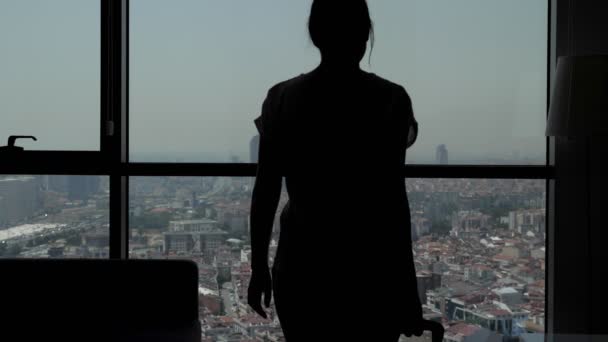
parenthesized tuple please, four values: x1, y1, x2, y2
(0, 147, 546, 342)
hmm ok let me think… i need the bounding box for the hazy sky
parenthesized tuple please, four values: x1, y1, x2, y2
(1, 0, 547, 164)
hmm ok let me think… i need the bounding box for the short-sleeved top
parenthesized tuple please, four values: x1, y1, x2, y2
(255, 71, 418, 157)
(254, 68, 419, 273)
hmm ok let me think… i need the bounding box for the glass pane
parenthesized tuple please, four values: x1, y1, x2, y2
(130, 0, 546, 164)
(129, 177, 545, 341)
(0, 0, 100, 151)
(0, 175, 109, 258)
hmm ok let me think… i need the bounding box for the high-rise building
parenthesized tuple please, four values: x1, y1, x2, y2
(250, 134, 260, 163)
(436, 144, 449, 164)
(191, 191, 198, 208)
(450, 210, 490, 237)
(508, 209, 546, 234)
(0, 176, 40, 226)
(412, 216, 430, 241)
(48, 175, 69, 193)
(68, 176, 100, 201)
(416, 270, 442, 304)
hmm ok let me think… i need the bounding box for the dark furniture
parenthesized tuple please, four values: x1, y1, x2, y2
(0, 259, 200, 342)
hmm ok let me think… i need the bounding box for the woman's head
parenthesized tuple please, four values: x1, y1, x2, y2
(308, 0, 374, 65)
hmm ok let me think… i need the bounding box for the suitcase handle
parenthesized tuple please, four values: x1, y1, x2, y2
(403, 319, 444, 342)
(422, 319, 445, 342)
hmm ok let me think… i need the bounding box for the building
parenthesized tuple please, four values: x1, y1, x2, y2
(0, 176, 40, 226)
(412, 215, 430, 241)
(450, 211, 490, 237)
(47, 244, 65, 258)
(46, 175, 69, 193)
(492, 287, 522, 306)
(436, 144, 449, 165)
(68, 176, 100, 201)
(416, 270, 442, 304)
(508, 209, 546, 235)
(164, 219, 228, 255)
(250, 134, 260, 163)
(217, 207, 249, 236)
(82, 229, 110, 248)
(453, 301, 529, 337)
(199, 287, 222, 316)
(444, 323, 502, 342)
(501, 245, 522, 259)
(464, 264, 495, 282)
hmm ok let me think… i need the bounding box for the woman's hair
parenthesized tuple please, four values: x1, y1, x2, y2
(308, 0, 375, 63)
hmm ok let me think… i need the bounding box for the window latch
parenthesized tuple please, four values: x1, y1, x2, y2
(0, 135, 37, 153)
(106, 121, 114, 136)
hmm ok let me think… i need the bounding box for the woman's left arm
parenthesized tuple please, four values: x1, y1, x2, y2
(250, 135, 282, 270)
(250, 87, 283, 270)
(248, 88, 283, 318)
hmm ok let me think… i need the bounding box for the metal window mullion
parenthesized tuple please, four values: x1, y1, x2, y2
(105, 0, 129, 260)
(121, 163, 553, 179)
(0, 161, 554, 179)
(120, 0, 130, 259)
(546, 0, 557, 337)
(110, 174, 128, 259)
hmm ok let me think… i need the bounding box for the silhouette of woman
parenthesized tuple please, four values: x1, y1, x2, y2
(248, 1, 424, 341)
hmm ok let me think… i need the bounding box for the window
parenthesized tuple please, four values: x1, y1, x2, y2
(0, 0, 100, 151)
(0, 1, 554, 341)
(128, 177, 545, 340)
(130, 0, 547, 164)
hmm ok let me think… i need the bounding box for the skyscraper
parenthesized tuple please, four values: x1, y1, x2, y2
(436, 144, 448, 165)
(68, 176, 100, 201)
(0, 176, 40, 225)
(250, 134, 260, 163)
(48, 175, 69, 193)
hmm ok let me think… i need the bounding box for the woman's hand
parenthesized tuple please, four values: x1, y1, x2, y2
(247, 266, 272, 319)
(402, 314, 425, 337)
(401, 296, 425, 337)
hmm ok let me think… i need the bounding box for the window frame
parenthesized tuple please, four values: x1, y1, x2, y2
(0, 0, 556, 335)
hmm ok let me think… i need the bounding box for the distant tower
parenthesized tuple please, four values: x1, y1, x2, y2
(38, 175, 50, 191)
(436, 144, 448, 165)
(48, 175, 69, 193)
(250, 134, 260, 163)
(68, 176, 100, 201)
(192, 191, 198, 208)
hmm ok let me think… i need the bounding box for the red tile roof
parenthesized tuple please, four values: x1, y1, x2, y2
(447, 323, 481, 337)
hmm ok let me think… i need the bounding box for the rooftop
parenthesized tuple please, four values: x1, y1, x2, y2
(170, 218, 217, 224)
(493, 287, 519, 295)
(446, 323, 481, 337)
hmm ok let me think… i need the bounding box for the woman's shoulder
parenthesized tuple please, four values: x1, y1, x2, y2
(364, 72, 411, 97)
(265, 71, 412, 105)
(265, 73, 310, 98)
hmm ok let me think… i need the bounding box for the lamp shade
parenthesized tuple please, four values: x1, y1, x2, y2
(546, 55, 608, 137)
